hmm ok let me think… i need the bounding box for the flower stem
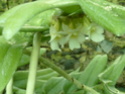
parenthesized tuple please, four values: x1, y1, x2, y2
(0, 91, 3, 94)
(6, 78, 13, 94)
(40, 57, 99, 94)
(26, 32, 41, 94)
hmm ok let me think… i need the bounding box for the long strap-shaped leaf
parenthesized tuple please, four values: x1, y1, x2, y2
(79, 0, 125, 36)
(99, 55, 125, 86)
(78, 55, 107, 86)
(0, 38, 23, 92)
(40, 57, 100, 94)
(0, 0, 78, 40)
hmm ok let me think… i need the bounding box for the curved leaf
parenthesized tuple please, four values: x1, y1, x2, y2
(0, 41, 23, 92)
(0, 0, 78, 40)
(79, 0, 125, 36)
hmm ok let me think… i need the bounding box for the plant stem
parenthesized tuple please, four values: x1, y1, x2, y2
(0, 25, 48, 33)
(6, 78, 13, 94)
(40, 57, 99, 94)
(26, 32, 41, 94)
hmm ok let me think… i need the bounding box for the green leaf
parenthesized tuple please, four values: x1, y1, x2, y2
(41, 77, 65, 94)
(0, 4, 22, 24)
(99, 55, 125, 86)
(63, 55, 107, 93)
(60, 4, 82, 14)
(0, 0, 78, 40)
(100, 40, 113, 53)
(103, 85, 125, 94)
(27, 9, 58, 27)
(13, 87, 26, 94)
(13, 68, 59, 89)
(78, 55, 107, 86)
(79, 0, 125, 36)
(18, 54, 30, 67)
(0, 37, 10, 66)
(0, 43, 23, 92)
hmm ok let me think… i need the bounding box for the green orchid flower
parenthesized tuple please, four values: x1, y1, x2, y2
(85, 23, 105, 42)
(62, 23, 85, 50)
(49, 22, 86, 50)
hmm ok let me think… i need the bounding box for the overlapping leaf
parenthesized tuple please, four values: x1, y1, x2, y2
(0, 0, 78, 40)
(79, 0, 125, 36)
(0, 37, 23, 92)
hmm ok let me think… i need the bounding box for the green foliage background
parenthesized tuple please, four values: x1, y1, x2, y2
(0, 0, 125, 87)
(0, 0, 125, 93)
(0, 0, 35, 15)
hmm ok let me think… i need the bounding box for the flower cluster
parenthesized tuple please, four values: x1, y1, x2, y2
(49, 15, 104, 51)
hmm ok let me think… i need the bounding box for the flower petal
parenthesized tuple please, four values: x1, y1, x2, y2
(50, 40, 61, 51)
(59, 35, 70, 48)
(91, 33, 104, 42)
(69, 38, 81, 50)
(78, 34, 85, 43)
